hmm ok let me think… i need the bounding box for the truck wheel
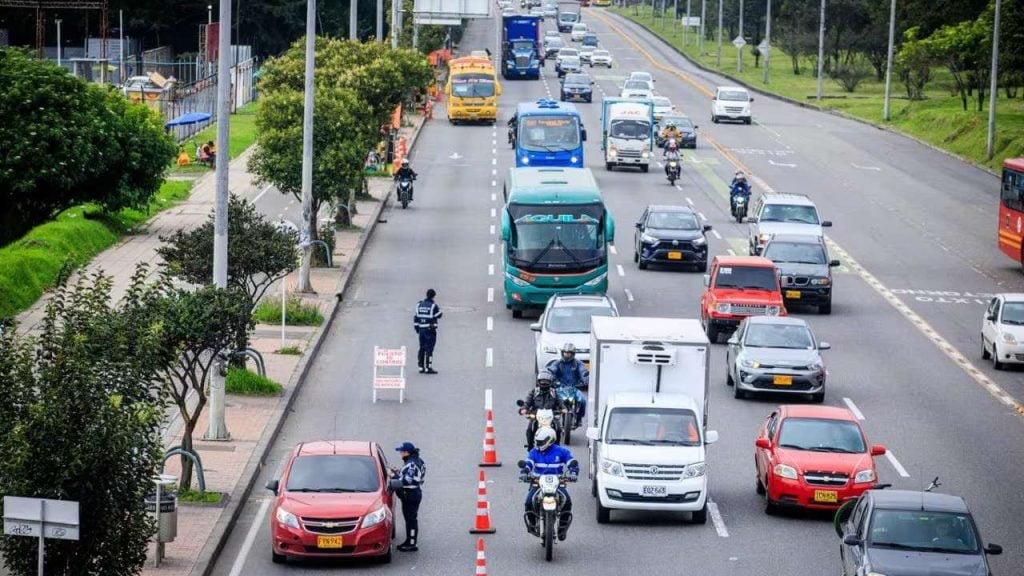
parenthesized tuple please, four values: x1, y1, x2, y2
(605, 162, 614, 171)
(705, 323, 719, 344)
(640, 164, 649, 173)
(691, 503, 708, 524)
(513, 309, 523, 319)
(596, 500, 611, 524)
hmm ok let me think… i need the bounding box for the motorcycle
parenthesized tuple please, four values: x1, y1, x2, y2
(554, 384, 584, 445)
(666, 158, 681, 185)
(519, 457, 578, 562)
(517, 400, 562, 448)
(731, 191, 749, 223)
(396, 175, 415, 209)
(508, 124, 517, 148)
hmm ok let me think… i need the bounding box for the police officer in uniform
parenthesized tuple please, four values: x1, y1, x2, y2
(413, 288, 442, 374)
(391, 442, 426, 552)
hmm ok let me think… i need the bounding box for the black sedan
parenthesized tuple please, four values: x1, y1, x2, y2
(655, 115, 698, 149)
(761, 234, 840, 314)
(560, 73, 593, 103)
(634, 205, 711, 271)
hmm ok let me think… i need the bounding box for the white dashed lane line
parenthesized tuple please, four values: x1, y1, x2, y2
(488, 287, 494, 302)
(487, 316, 493, 331)
(624, 288, 635, 302)
(490, 207, 497, 218)
(697, 212, 707, 222)
(616, 264, 625, 277)
(708, 500, 729, 538)
(711, 229, 722, 240)
(488, 264, 495, 275)
(685, 197, 694, 205)
(486, 347, 494, 367)
(609, 245, 618, 255)
(885, 450, 911, 478)
(842, 397, 866, 421)
(489, 243, 495, 254)
(727, 248, 736, 256)
(490, 224, 496, 235)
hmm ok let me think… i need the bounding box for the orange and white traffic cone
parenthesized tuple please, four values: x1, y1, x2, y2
(475, 538, 488, 575)
(479, 410, 502, 467)
(469, 470, 496, 534)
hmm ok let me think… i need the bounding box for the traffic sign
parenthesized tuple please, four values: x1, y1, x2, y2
(732, 36, 746, 49)
(3, 496, 80, 541)
(758, 40, 770, 53)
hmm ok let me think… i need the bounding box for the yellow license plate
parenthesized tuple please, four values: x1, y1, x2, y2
(786, 290, 801, 299)
(814, 490, 838, 503)
(317, 535, 344, 548)
(667, 252, 683, 260)
(773, 375, 793, 386)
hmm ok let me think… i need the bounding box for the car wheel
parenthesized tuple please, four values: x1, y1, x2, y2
(596, 500, 611, 524)
(993, 343, 1005, 370)
(819, 300, 832, 315)
(638, 261, 648, 270)
(745, 118, 753, 125)
(705, 322, 719, 344)
(379, 543, 393, 564)
(691, 502, 708, 524)
(726, 366, 734, 386)
(982, 335, 991, 359)
(513, 309, 523, 319)
(592, 477, 598, 497)
(633, 248, 639, 263)
(641, 164, 649, 173)
(763, 482, 777, 515)
(712, 115, 719, 123)
(810, 391, 825, 403)
(695, 260, 707, 273)
(756, 473, 766, 495)
(272, 550, 287, 564)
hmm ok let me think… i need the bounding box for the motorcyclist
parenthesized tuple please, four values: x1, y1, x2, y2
(520, 369, 567, 448)
(660, 121, 682, 146)
(664, 139, 682, 178)
(394, 158, 418, 200)
(520, 427, 578, 540)
(544, 343, 588, 429)
(507, 115, 518, 145)
(729, 171, 752, 215)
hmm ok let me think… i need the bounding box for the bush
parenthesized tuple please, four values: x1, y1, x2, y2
(253, 295, 324, 326)
(831, 61, 873, 93)
(277, 345, 303, 355)
(225, 367, 284, 396)
(311, 221, 336, 267)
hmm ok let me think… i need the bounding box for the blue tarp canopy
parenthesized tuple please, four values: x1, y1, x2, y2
(164, 112, 212, 128)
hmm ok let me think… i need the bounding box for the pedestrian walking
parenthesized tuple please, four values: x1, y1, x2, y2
(391, 442, 426, 552)
(413, 288, 442, 374)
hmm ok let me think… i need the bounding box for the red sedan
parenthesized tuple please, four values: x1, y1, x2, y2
(267, 440, 396, 564)
(754, 405, 886, 513)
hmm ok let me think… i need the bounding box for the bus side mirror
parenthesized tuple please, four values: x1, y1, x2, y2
(581, 128, 588, 141)
(501, 211, 511, 242)
(605, 215, 615, 243)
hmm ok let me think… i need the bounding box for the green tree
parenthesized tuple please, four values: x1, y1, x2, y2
(775, 0, 820, 75)
(895, 27, 933, 99)
(923, 16, 992, 110)
(0, 268, 171, 576)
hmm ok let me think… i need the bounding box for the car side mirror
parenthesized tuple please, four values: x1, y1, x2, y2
(705, 430, 719, 444)
(843, 534, 863, 547)
(818, 342, 831, 350)
(635, 221, 643, 229)
(870, 444, 887, 456)
(822, 220, 833, 227)
(830, 259, 841, 267)
(265, 480, 280, 494)
(727, 335, 738, 345)
(694, 125, 700, 129)
(585, 427, 599, 441)
(985, 544, 1003, 555)
(711, 96, 716, 101)
(516, 399, 525, 407)
(530, 323, 541, 332)
(703, 274, 710, 287)
(755, 437, 771, 450)
(986, 313, 996, 322)
(747, 217, 758, 223)
(749, 97, 754, 102)
(703, 224, 713, 232)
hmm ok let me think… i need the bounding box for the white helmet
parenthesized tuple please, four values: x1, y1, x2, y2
(534, 427, 557, 451)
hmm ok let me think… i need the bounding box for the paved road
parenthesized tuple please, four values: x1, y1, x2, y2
(208, 9, 1024, 576)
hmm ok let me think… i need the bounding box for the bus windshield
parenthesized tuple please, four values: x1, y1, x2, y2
(518, 115, 581, 152)
(508, 203, 605, 270)
(452, 73, 496, 98)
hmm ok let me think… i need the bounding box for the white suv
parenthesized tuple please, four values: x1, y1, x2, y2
(711, 86, 753, 124)
(530, 294, 618, 372)
(747, 193, 832, 255)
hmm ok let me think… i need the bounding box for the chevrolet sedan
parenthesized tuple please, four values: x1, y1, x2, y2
(726, 316, 830, 402)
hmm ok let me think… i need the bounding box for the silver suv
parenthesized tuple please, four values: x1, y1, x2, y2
(748, 193, 832, 256)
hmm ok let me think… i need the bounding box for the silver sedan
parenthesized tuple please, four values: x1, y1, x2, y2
(726, 316, 830, 402)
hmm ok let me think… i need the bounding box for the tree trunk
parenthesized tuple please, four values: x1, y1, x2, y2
(179, 422, 195, 492)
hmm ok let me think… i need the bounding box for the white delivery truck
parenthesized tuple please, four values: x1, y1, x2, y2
(585, 316, 718, 524)
(600, 97, 654, 173)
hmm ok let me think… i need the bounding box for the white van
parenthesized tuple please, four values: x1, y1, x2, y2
(711, 85, 753, 124)
(571, 23, 589, 42)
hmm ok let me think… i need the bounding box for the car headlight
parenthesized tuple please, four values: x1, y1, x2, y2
(601, 458, 625, 477)
(682, 462, 706, 478)
(361, 504, 388, 528)
(854, 469, 877, 484)
(740, 358, 761, 369)
(641, 151, 650, 158)
(1002, 332, 1017, 344)
(809, 360, 825, 372)
(275, 507, 300, 529)
(758, 233, 771, 244)
(608, 148, 618, 158)
(583, 272, 607, 287)
(773, 464, 798, 480)
(692, 236, 707, 246)
(810, 277, 831, 286)
(506, 273, 530, 287)
(506, 62, 514, 68)
(765, 306, 781, 316)
(715, 303, 731, 314)
(640, 233, 658, 244)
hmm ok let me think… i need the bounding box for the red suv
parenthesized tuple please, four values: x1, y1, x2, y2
(267, 441, 395, 564)
(701, 255, 786, 343)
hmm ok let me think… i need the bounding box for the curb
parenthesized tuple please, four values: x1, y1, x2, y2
(603, 9, 1001, 179)
(188, 114, 428, 576)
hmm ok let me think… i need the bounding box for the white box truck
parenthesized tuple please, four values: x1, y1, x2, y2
(600, 97, 654, 172)
(585, 316, 718, 524)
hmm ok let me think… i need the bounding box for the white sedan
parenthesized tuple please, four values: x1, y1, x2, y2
(651, 96, 674, 119)
(578, 45, 596, 63)
(590, 49, 613, 67)
(981, 293, 1024, 369)
(619, 79, 653, 99)
(531, 293, 619, 373)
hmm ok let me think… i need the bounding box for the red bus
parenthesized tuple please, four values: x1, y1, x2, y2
(998, 158, 1024, 266)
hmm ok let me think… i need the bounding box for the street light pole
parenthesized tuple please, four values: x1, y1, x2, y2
(207, 5, 213, 76)
(350, 0, 358, 39)
(700, 0, 706, 54)
(119, 10, 125, 83)
(816, 0, 825, 101)
(987, 0, 1002, 160)
(716, 0, 722, 66)
(762, 0, 770, 84)
(391, 0, 400, 48)
(55, 19, 62, 67)
(298, 0, 316, 294)
(882, 0, 896, 121)
(377, 0, 384, 40)
(684, 0, 690, 45)
(737, 0, 743, 73)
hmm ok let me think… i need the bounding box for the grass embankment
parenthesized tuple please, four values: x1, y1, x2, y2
(169, 105, 259, 174)
(606, 7, 1024, 170)
(225, 367, 284, 396)
(176, 489, 226, 504)
(0, 104, 257, 320)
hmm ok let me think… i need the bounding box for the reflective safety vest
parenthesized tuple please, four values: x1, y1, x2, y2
(413, 299, 442, 330)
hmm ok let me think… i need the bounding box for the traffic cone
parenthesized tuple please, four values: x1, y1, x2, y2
(475, 538, 488, 575)
(479, 410, 502, 467)
(469, 470, 497, 534)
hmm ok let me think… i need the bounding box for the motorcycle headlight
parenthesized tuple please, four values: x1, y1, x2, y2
(583, 272, 607, 287)
(361, 504, 388, 528)
(601, 458, 625, 477)
(715, 303, 731, 314)
(682, 462, 706, 478)
(740, 358, 761, 369)
(1002, 332, 1017, 344)
(692, 236, 707, 246)
(640, 233, 658, 244)
(275, 507, 300, 529)
(810, 277, 831, 286)
(506, 273, 530, 287)
(773, 464, 798, 480)
(765, 305, 781, 316)
(854, 469, 877, 484)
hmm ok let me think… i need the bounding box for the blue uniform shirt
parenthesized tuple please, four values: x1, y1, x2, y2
(413, 298, 442, 331)
(524, 445, 579, 477)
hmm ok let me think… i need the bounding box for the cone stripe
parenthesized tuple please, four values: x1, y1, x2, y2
(469, 470, 497, 534)
(479, 410, 502, 467)
(475, 538, 487, 575)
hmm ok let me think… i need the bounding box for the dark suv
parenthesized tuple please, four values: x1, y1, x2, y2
(634, 205, 712, 271)
(560, 73, 593, 103)
(761, 234, 840, 314)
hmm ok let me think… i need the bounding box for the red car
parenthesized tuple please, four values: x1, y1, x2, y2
(267, 441, 396, 564)
(754, 405, 886, 513)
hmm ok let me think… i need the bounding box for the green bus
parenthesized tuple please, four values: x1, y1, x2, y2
(501, 167, 615, 317)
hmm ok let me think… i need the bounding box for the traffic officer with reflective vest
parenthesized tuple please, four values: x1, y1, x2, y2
(390, 442, 426, 552)
(413, 288, 442, 374)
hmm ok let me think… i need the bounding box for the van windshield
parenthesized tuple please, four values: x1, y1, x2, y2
(606, 407, 701, 446)
(718, 90, 749, 101)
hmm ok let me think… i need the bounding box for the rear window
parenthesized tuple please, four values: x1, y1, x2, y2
(713, 265, 777, 291)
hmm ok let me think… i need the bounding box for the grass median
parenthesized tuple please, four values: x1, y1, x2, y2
(605, 7, 1024, 170)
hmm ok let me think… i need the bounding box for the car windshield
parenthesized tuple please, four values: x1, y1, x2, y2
(624, 80, 650, 90)
(593, 50, 610, 58)
(653, 98, 671, 109)
(1001, 302, 1024, 325)
(452, 73, 496, 98)
(648, 211, 699, 230)
(719, 89, 749, 101)
(286, 455, 381, 493)
(548, 38, 565, 48)
(777, 418, 866, 453)
(558, 48, 577, 57)
(545, 304, 615, 333)
(760, 204, 820, 224)
(659, 117, 693, 131)
(582, 36, 598, 46)
(573, 24, 587, 31)
(630, 73, 653, 83)
(713, 265, 778, 291)
(764, 241, 827, 265)
(609, 119, 650, 140)
(561, 57, 580, 66)
(606, 407, 701, 446)
(564, 74, 589, 85)
(869, 510, 980, 554)
(518, 114, 581, 152)
(559, 13, 579, 22)
(508, 203, 605, 270)
(743, 323, 815, 349)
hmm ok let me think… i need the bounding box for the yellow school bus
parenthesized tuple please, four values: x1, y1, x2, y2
(445, 56, 502, 124)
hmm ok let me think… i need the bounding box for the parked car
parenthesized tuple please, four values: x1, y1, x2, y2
(634, 205, 711, 271)
(700, 255, 786, 343)
(267, 440, 396, 564)
(762, 234, 840, 314)
(531, 293, 619, 372)
(590, 49, 613, 67)
(655, 115, 697, 148)
(726, 316, 830, 401)
(981, 292, 1024, 369)
(711, 85, 753, 124)
(748, 193, 832, 256)
(560, 72, 594, 102)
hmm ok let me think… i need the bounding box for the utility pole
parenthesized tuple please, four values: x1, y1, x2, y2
(882, 0, 896, 121)
(716, 0, 722, 66)
(987, 0, 1002, 160)
(207, 5, 213, 76)
(684, 0, 690, 45)
(55, 18, 62, 67)
(816, 0, 825, 101)
(413, 22, 419, 48)
(298, 0, 316, 294)
(700, 0, 706, 54)
(119, 10, 124, 82)
(391, 0, 400, 48)
(377, 0, 383, 40)
(737, 0, 743, 73)
(762, 0, 770, 84)
(350, 0, 357, 39)
(207, 0, 234, 441)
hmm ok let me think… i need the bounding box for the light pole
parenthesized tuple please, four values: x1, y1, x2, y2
(377, 0, 383, 40)
(716, 0, 722, 66)
(882, 0, 896, 121)
(298, 0, 316, 294)
(350, 0, 358, 39)
(119, 10, 125, 83)
(737, 0, 743, 73)
(700, 0, 706, 54)
(816, 0, 825, 101)
(55, 18, 62, 67)
(987, 0, 1002, 160)
(391, 0, 400, 48)
(762, 0, 770, 84)
(684, 0, 690, 45)
(207, 5, 213, 76)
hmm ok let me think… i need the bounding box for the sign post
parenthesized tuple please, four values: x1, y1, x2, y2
(3, 496, 80, 576)
(373, 346, 408, 403)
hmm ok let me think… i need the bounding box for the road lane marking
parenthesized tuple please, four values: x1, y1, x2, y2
(675, 184, 683, 191)
(624, 288, 635, 302)
(842, 397, 865, 421)
(490, 207, 497, 218)
(492, 158, 497, 165)
(490, 224, 496, 235)
(686, 197, 694, 205)
(491, 193, 497, 201)
(609, 245, 617, 255)
(768, 159, 797, 168)
(485, 388, 493, 410)
(488, 287, 494, 302)
(727, 249, 736, 255)
(885, 450, 911, 478)
(492, 169, 497, 176)
(489, 243, 495, 254)
(486, 347, 494, 367)
(488, 264, 495, 275)
(711, 229, 722, 239)
(487, 316, 493, 331)
(492, 180, 497, 187)
(708, 500, 729, 538)
(253, 184, 274, 204)
(852, 163, 882, 171)
(698, 212, 707, 221)
(616, 264, 625, 277)
(492, 139, 497, 146)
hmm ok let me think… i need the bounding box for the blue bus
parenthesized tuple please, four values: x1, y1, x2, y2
(515, 99, 587, 168)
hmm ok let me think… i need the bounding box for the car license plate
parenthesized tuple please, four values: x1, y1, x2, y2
(641, 485, 667, 497)
(773, 375, 793, 386)
(667, 251, 683, 260)
(317, 535, 344, 548)
(814, 490, 838, 503)
(786, 290, 801, 299)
